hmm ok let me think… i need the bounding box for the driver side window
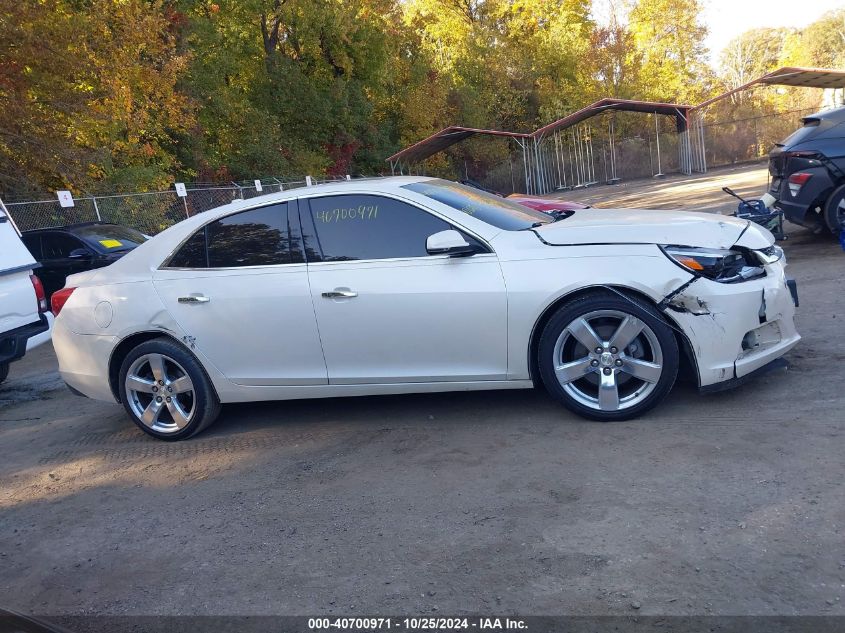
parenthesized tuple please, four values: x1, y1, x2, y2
(304, 194, 483, 262)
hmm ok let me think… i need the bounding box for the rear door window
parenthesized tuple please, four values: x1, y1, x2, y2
(165, 203, 294, 268)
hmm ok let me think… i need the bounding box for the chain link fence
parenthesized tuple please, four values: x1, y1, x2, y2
(3, 176, 349, 235)
(698, 106, 817, 169)
(476, 131, 682, 196)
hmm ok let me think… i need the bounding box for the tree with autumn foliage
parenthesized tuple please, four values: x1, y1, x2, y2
(0, 0, 194, 195)
(1, 0, 843, 197)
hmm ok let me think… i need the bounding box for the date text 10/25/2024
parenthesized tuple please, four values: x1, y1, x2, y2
(308, 617, 528, 630)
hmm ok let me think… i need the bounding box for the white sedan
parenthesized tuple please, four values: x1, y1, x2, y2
(51, 177, 800, 440)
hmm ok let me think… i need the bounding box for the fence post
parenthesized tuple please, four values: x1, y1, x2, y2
(83, 191, 102, 221)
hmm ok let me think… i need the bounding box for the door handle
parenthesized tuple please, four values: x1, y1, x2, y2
(178, 295, 210, 304)
(321, 289, 358, 299)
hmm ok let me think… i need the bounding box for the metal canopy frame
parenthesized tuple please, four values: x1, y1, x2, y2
(688, 66, 845, 173)
(386, 126, 531, 177)
(386, 67, 845, 192)
(530, 100, 694, 193)
(386, 100, 695, 194)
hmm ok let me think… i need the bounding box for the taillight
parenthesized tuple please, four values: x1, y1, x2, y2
(51, 287, 76, 317)
(30, 274, 48, 314)
(787, 172, 811, 197)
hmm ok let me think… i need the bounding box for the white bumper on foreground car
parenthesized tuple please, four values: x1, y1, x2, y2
(52, 318, 118, 402)
(662, 260, 800, 388)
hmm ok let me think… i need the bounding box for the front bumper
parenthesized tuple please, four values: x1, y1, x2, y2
(662, 262, 800, 389)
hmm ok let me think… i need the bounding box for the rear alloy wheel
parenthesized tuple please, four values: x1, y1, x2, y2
(539, 292, 679, 421)
(118, 338, 220, 440)
(823, 184, 845, 234)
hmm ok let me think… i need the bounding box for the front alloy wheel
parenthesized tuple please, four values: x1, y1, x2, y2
(539, 292, 679, 421)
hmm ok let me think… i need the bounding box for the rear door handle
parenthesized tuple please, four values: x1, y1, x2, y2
(321, 289, 358, 299)
(178, 295, 210, 304)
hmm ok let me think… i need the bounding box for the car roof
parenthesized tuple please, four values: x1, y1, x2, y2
(192, 175, 434, 218)
(807, 105, 845, 123)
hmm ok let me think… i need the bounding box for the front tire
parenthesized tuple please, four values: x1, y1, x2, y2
(538, 291, 679, 421)
(118, 338, 221, 440)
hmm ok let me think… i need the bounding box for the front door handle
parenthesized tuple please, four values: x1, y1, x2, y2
(321, 289, 358, 299)
(178, 295, 210, 304)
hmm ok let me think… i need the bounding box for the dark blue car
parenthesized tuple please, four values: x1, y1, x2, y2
(768, 106, 845, 234)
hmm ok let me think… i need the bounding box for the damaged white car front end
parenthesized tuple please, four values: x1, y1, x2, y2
(659, 235, 800, 390)
(532, 208, 800, 392)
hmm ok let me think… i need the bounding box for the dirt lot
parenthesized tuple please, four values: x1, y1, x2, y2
(557, 162, 777, 214)
(1, 164, 844, 621)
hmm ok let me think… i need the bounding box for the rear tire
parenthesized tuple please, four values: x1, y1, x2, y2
(538, 291, 679, 421)
(0, 362, 8, 385)
(823, 184, 845, 234)
(118, 337, 221, 440)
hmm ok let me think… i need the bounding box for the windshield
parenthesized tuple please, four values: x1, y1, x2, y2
(403, 179, 552, 230)
(72, 224, 149, 252)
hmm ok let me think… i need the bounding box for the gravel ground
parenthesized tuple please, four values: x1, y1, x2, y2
(1, 164, 844, 622)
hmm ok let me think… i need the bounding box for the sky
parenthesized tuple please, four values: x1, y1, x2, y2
(702, 0, 844, 64)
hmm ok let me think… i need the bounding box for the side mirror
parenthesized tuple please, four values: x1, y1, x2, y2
(68, 248, 92, 259)
(426, 229, 476, 257)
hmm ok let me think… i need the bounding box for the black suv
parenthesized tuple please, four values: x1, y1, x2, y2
(768, 106, 845, 234)
(21, 222, 148, 299)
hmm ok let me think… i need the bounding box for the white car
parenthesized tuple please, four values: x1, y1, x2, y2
(51, 178, 800, 440)
(0, 201, 51, 384)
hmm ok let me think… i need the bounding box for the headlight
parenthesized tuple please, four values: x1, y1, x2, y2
(754, 244, 785, 266)
(661, 245, 766, 283)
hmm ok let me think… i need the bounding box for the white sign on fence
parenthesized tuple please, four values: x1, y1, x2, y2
(306, 176, 313, 187)
(56, 190, 74, 208)
(254, 180, 263, 192)
(174, 182, 187, 198)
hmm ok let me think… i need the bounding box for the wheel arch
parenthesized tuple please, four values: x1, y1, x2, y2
(527, 285, 700, 389)
(108, 331, 219, 402)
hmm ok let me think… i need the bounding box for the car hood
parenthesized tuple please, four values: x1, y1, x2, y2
(533, 208, 771, 250)
(507, 195, 589, 211)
